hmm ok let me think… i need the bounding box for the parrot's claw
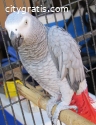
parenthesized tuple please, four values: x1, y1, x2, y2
(46, 104, 53, 118)
(52, 102, 77, 125)
(46, 97, 57, 118)
(46, 102, 56, 118)
(52, 116, 58, 125)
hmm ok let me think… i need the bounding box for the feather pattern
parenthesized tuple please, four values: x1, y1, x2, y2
(5, 11, 85, 95)
(48, 26, 85, 91)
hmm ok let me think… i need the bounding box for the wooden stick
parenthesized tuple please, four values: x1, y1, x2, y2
(26, 83, 44, 96)
(16, 84, 95, 125)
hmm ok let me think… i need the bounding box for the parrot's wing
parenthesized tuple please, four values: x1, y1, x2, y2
(48, 26, 85, 91)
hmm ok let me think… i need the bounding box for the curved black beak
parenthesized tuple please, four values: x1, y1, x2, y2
(9, 31, 23, 49)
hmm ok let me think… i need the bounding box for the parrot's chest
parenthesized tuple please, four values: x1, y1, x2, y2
(26, 53, 58, 80)
(22, 53, 60, 96)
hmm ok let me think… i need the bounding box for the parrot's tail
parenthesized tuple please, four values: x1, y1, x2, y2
(70, 88, 96, 124)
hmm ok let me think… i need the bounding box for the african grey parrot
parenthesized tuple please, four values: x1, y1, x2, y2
(5, 11, 96, 124)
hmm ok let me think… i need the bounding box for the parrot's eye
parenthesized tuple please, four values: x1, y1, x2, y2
(25, 20, 27, 25)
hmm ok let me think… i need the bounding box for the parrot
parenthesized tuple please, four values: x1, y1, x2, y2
(5, 11, 96, 125)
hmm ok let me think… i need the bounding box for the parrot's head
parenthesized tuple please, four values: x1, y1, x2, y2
(5, 11, 44, 49)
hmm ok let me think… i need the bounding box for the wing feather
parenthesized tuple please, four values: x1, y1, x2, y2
(58, 53, 63, 73)
(48, 26, 85, 92)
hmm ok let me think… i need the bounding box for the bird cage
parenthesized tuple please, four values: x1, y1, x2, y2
(0, 0, 96, 125)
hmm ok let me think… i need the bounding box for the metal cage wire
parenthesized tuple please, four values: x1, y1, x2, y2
(0, 0, 96, 125)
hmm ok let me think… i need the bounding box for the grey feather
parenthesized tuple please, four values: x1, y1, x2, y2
(48, 25, 85, 91)
(58, 53, 63, 74)
(61, 65, 67, 80)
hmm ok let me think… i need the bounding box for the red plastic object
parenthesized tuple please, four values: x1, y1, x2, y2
(70, 88, 96, 124)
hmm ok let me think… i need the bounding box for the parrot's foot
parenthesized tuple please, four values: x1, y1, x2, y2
(52, 101, 77, 125)
(46, 97, 59, 118)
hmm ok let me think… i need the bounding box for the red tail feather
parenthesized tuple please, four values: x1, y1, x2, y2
(70, 89, 96, 124)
